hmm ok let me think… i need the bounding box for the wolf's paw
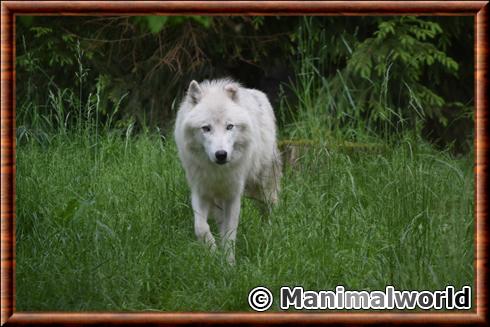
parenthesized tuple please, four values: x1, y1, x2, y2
(226, 252, 236, 265)
(207, 239, 217, 252)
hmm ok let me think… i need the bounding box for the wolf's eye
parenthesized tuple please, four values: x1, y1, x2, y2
(226, 124, 234, 130)
(201, 125, 211, 132)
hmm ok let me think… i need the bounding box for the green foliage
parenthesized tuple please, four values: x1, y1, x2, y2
(132, 16, 213, 33)
(281, 17, 472, 146)
(16, 43, 129, 147)
(17, 25, 93, 70)
(16, 16, 473, 150)
(345, 17, 460, 126)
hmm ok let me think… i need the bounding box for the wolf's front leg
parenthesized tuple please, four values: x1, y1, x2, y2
(191, 192, 216, 251)
(220, 195, 241, 264)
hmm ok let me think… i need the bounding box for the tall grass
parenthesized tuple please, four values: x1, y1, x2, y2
(16, 40, 129, 149)
(280, 18, 422, 144)
(16, 133, 474, 311)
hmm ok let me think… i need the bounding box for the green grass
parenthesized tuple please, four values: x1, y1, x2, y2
(16, 131, 474, 311)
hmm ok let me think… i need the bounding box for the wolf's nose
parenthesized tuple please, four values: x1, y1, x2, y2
(215, 150, 227, 163)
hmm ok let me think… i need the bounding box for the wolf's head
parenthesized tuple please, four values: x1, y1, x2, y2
(182, 79, 253, 166)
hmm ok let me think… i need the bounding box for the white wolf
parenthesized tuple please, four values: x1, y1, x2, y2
(174, 78, 282, 264)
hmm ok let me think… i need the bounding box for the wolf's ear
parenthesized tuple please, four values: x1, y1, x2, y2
(224, 84, 238, 101)
(188, 80, 202, 105)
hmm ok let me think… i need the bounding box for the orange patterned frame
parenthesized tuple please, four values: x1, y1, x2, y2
(1, 1, 488, 325)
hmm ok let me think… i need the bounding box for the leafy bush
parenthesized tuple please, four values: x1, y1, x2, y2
(281, 17, 472, 149)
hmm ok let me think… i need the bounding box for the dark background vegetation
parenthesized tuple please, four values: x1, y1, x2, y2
(16, 16, 473, 152)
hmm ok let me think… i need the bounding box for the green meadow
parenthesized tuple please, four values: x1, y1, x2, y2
(16, 129, 473, 311)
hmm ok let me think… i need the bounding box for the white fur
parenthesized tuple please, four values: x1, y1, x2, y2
(174, 78, 282, 264)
